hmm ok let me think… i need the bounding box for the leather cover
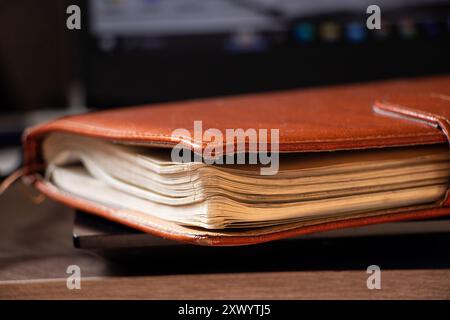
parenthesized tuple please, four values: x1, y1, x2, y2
(22, 75, 450, 246)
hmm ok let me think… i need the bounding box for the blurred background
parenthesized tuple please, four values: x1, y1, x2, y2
(1, 0, 450, 177)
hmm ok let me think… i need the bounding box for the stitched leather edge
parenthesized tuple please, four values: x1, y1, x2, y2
(23, 120, 446, 175)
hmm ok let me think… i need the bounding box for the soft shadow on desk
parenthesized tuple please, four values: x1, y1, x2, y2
(75, 212, 450, 276)
(96, 235, 450, 276)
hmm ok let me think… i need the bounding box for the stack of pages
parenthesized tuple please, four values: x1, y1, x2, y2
(43, 133, 450, 229)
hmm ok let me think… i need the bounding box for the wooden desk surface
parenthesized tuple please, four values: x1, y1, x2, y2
(1, 184, 450, 299)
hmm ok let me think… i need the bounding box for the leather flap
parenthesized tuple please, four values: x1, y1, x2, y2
(374, 92, 450, 206)
(374, 92, 450, 144)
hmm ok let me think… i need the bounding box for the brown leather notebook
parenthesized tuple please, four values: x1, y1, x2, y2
(21, 75, 450, 246)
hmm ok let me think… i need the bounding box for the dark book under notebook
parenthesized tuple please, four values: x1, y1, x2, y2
(73, 211, 450, 249)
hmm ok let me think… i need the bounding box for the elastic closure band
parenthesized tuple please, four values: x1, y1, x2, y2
(0, 166, 46, 204)
(0, 168, 25, 195)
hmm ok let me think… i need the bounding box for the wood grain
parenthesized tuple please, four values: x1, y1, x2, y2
(1, 270, 450, 300)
